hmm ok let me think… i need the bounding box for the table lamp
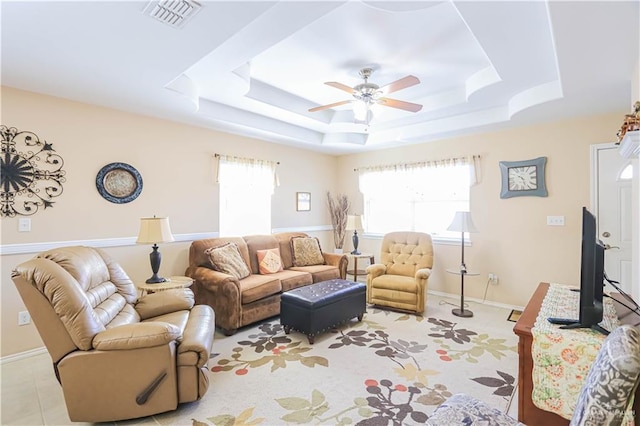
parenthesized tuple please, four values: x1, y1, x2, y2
(136, 216, 174, 283)
(346, 214, 364, 255)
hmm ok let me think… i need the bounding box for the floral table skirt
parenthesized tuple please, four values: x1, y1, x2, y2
(530, 283, 624, 420)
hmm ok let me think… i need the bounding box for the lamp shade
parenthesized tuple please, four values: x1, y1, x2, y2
(447, 211, 478, 233)
(136, 217, 175, 244)
(346, 215, 364, 230)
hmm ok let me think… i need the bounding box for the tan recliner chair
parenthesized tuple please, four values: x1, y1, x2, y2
(11, 246, 215, 423)
(366, 231, 433, 314)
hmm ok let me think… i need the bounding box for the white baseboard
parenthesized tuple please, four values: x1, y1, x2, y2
(428, 289, 524, 312)
(1, 346, 47, 364)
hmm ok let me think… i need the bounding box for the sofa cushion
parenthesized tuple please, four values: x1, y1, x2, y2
(238, 274, 282, 304)
(205, 242, 251, 280)
(244, 234, 280, 274)
(257, 248, 283, 274)
(290, 264, 341, 283)
(291, 236, 325, 267)
(274, 232, 309, 269)
(268, 269, 313, 292)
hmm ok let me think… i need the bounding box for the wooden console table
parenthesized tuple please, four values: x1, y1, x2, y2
(514, 282, 640, 425)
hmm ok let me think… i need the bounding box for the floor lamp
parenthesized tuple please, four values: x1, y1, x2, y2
(447, 211, 478, 317)
(136, 216, 174, 283)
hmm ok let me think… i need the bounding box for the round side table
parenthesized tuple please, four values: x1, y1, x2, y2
(136, 275, 193, 297)
(346, 253, 375, 282)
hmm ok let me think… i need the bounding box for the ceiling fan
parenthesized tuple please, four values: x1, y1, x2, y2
(308, 68, 423, 116)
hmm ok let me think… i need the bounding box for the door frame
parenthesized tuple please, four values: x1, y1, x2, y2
(590, 142, 638, 301)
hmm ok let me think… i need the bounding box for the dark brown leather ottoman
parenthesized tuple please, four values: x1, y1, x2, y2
(280, 279, 366, 344)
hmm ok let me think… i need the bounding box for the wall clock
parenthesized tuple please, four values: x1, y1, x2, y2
(499, 156, 548, 199)
(96, 162, 143, 204)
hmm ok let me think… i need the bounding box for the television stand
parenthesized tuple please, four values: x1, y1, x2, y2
(514, 283, 639, 425)
(547, 317, 609, 335)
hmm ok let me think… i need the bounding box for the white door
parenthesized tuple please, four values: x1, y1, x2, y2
(595, 145, 633, 294)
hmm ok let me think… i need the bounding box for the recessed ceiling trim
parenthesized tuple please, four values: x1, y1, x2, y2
(142, 0, 202, 29)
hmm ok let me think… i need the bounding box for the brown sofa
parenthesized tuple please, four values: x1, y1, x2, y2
(186, 232, 347, 335)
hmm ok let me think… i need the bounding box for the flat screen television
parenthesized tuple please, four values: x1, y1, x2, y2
(548, 207, 608, 335)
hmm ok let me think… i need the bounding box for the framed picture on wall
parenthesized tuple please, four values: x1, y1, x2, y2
(296, 192, 311, 211)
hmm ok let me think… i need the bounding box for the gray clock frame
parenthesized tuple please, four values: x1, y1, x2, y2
(499, 156, 548, 199)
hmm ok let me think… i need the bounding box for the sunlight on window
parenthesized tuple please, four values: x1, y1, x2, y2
(360, 163, 471, 238)
(620, 164, 633, 180)
(218, 159, 274, 236)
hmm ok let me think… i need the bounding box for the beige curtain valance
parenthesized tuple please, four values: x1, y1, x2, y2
(356, 154, 482, 186)
(213, 154, 280, 189)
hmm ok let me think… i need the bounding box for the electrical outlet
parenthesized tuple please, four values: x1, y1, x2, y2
(488, 273, 499, 285)
(18, 311, 30, 326)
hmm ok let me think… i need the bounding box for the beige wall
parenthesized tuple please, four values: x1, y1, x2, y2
(0, 87, 339, 357)
(337, 112, 623, 308)
(0, 86, 626, 357)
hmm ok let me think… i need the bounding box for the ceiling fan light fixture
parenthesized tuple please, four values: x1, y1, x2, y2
(353, 101, 373, 125)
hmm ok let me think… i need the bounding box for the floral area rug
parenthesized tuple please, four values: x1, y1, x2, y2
(155, 296, 518, 426)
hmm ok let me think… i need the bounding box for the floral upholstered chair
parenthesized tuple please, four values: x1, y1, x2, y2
(427, 324, 640, 426)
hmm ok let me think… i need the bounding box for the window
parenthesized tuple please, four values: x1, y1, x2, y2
(620, 163, 633, 180)
(217, 155, 278, 236)
(358, 156, 480, 239)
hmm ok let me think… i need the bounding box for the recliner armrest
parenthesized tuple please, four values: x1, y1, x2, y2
(135, 288, 195, 320)
(366, 264, 386, 279)
(416, 268, 431, 280)
(93, 322, 181, 350)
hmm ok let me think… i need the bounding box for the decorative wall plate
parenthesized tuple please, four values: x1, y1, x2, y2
(96, 162, 143, 204)
(499, 156, 548, 198)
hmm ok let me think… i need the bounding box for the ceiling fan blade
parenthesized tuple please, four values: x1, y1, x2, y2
(308, 99, 352, 112)
(379, 75, 420, 94)
(325, 81, 355, 94)
(378, 97, 423, 113)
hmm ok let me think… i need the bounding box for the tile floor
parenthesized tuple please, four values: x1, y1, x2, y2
(0, 294, 520, 425)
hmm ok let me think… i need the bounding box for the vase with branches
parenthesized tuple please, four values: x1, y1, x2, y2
(327, 192, 350, 251)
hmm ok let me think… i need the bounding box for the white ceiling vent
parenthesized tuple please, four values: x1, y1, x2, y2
(143, 0, 202, 29)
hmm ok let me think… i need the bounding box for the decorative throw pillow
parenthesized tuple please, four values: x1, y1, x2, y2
(204, 242, 250, 280)
(291, 236, 325, 267)
(256, 248, 283, 274)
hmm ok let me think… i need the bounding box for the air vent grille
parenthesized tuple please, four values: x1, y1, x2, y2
(143, 0, 202, 29)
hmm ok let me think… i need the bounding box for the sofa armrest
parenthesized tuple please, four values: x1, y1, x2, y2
(189, 266, 239, 289)
(92, 322, 181, 350)
(323, 252, 348, 279)
(186, 266, 242, 333)
(135, 288, 195, 320)
(416, 268, 432, 280)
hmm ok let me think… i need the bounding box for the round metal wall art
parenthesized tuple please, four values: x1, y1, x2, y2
(96, 162, 143, 204)
(0, 125, 66, 217)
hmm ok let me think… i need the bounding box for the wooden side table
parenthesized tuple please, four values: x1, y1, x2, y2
(346, 253, 375, 282)
(136, 275, 193, 297)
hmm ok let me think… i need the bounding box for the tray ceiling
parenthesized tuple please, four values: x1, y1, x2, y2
(2, 1, 638, 154)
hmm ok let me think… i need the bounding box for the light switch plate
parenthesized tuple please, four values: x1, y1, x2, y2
(547, 216, 565, 226)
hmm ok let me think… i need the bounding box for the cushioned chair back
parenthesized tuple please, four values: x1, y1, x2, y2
(243, 234, 280, 274)
(273, 232, 310, 269)
(380, 232, 433, 277)
(189, 237, 250, 270)
(11, 246, 139, 358)
(570, 324, 640, 426)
